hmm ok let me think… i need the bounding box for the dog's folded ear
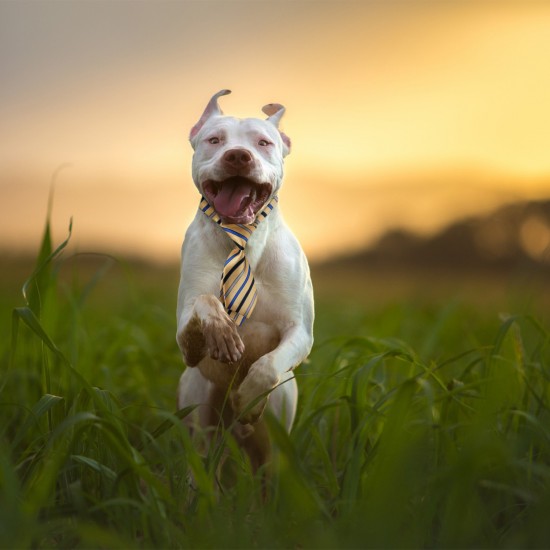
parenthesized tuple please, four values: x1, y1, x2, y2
(262, 103, 292, 156)
(262, 103, 285, 126)
(189, 89, 231, 145)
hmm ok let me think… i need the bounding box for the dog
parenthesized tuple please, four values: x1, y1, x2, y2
(176, 90, 314, 470)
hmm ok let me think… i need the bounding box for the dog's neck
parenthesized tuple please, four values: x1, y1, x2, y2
(198, 195, 279, 230)
(194, 198, 281, 258)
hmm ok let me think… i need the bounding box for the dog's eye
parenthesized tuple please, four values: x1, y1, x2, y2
(208, 137, 220, 144)
(258, 139, 270, 147)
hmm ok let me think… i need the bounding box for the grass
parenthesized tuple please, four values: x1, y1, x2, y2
(1, 209, 550, 548)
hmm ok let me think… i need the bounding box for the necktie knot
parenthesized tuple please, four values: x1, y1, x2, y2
(199, 195, 277, 325)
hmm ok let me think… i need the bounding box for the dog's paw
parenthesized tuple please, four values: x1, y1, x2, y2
(203, 313, 244, 364)
(233, 357, 280, 424)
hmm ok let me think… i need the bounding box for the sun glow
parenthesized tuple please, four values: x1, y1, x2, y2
(2, 1, 550, 261)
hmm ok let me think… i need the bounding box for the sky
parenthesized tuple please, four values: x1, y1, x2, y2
(2, 0, 550, 263)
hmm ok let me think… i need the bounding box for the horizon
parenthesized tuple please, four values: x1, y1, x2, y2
(3, 190, 549, 271)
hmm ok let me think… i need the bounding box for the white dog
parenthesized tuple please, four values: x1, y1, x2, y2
(176, 90, 314, 469)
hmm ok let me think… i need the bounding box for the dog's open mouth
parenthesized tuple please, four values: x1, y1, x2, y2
(203, 177, 272, 224)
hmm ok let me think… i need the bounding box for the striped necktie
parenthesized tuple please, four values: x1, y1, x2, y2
(199, 195, 278, 326)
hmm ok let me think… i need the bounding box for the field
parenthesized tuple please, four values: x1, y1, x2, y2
(1, 217, 550, 549)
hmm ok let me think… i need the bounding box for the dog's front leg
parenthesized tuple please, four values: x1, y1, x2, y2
(177, 294, 245, 366)
(233, 324, 312, 424)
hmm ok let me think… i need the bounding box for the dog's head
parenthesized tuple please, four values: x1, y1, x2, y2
(189, 89, 291, 225)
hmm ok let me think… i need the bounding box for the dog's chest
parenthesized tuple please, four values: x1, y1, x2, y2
(188, 213, 294, 320)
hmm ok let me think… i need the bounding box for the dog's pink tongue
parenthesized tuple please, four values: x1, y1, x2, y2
(214, 181, 253, 218)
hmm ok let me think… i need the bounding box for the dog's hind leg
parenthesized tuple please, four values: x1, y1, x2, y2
(234, 419, 271, 473)
(178, 367, 236, 433)
(178, 368, 237, 492)
(177, 367, 215, 432)
(266, 372, 298, 432)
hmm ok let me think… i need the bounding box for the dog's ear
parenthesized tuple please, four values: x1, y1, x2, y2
(262, 103, 292, 156)
(189, 89, 231, 145)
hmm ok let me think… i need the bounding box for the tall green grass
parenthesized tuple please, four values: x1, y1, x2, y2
(1, 207, 549, 548)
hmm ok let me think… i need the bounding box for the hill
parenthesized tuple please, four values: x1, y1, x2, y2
(318, 199, 550, 273)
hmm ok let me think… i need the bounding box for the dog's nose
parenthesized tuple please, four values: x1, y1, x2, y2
(223, 148, 253, 170)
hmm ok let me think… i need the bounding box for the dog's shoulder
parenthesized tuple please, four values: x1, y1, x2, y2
(253, 214, 311, 293)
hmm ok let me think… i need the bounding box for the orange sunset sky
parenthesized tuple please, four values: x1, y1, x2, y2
(2, 1, 550, 263)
